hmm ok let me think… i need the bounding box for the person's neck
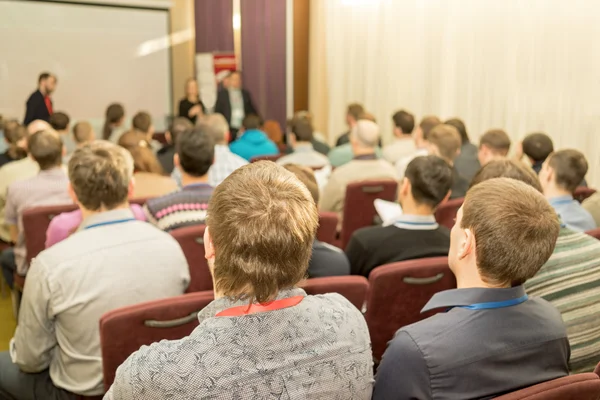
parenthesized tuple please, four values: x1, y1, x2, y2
(545, 185, 572, 199)
(39, 87, 47, 96)
(294, 141, 312, 149)
(39, 165, 62, 172)
(181, 172, 209, 187)
(455, 269, 510, 289)
(80, 201, 130, 222)
(353, 146, 376, 157)
(396, 134, 411, 141)
(443, 157, 455, 167)
(187, 94, 197, 102)
(400, 197, 435, 216)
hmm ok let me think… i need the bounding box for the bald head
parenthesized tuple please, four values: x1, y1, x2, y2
(27, 120, 51, 136)
(351, 120, 380, 148)
(28, 129, 63, 170)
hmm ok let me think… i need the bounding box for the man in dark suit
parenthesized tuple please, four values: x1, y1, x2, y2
(24, 72, 57, 126)
(214, 71, 258, 142)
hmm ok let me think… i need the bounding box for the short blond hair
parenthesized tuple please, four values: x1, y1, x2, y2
(427, 124, 461, 161)
(73, 121, 94, 144)
(207, 161, 318, 303)
(480, 129, 511, 155)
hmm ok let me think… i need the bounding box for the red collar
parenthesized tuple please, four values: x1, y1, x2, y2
(216, 296, 304, 317)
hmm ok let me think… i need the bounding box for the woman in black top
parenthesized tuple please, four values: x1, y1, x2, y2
(178, 78, 206, 124)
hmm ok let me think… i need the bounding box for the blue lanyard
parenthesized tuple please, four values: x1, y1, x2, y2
(84, 218, 136, 230)
(551, 199, 574, 206)
(457, 294, 529, 310)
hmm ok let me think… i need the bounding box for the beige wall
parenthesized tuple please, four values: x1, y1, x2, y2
(169, 0, 195, 116)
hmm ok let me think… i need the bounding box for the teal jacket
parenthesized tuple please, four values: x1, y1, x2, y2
(229, 129, 279, 161)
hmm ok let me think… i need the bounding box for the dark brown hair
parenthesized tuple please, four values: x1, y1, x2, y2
(522, 133, 554, 163)
(176, 126, 215, 177)
(73, 121, 94, 144)
(118, 130, 164, 175)
(547, 149, 588, 193)
(405, 155, 453, 208)
(479, 129, 511, 155)
(3, 120, 27, 160)
(462, 178, 559, 286)
(445, 118, 469, 144)
(470, 159, 543, 193)
(347, 103, 365, 120)
(420, 116, 442, 139)
(392, 110, 415, 135)
(28, 130, 63, 170)
(132, 111, 152, 133)
(102, 103, 125, 140)
(207, 162, 318, 303)
(49, 112, 70, 131)
(242, 114, 263, 130)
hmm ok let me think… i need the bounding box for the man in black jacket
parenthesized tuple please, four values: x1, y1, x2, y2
(24, 72, 57, 125)
(214, 71, 258, 142)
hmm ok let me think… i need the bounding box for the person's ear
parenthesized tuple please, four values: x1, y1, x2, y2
(127, 177, 135, 199)
(204, 227, 216, 261)
(62, 145, 66, 157)
(441, 190, 451, 205)
(399, 177, 410, 199)
(458, 228, 475, 260)
(174, 153, 180, 168)
(225, 130, 230, 143)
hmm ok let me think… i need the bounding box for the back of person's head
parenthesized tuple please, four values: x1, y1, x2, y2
(132, 111, 152, 134)
(263, 120, 283, 144)
(38, 72, 51, 84)
(283, 164, 319, 204)
(103, 103, 125, 140)
(200, 113, 229, 144)
(444, 118, 469, 144)
(419, 116, 442, 139)
(358, 112, 376, 123)
(68, 141, 133, 211)
(176, 126, 215, 177)
(347, 103, 364, 121)
(242, 114, 263, 131)
(72, 121, 95, 145)
(456, 178, 559, 286)
(479, 129, 511, 155)
(522, 133, 554, 163)
(290, 118, 314, 142)
(167, 117, 193, 145)
(28, 129, 63, 170)
(544, 149, 588, 193)
(392, 110, 415, 136)
(403, 155, 453, 209)
(350, 120, 380, 148)
(426, 124, 461, 161)
(4, 120, 27, 159)
(49, 111, 70, 131)
(470, 159, 543, 192)
(206, 161, 318, 303)
(118, 130, 164, 175)
(27, 119, 51, 136)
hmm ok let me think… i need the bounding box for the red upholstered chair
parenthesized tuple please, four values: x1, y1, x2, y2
(300, 276, 369, 310)
(586, 228, 600, 241)
(169, 225, 212, 292)
(365, 257, 456, 361)
(574, 187, 597, 203)
(494, 373, 600, 400)
(434, 197, 464, 229)
(250, 154, 281, 163)
(317, 212, 338, 245)
(99, 290, 214, 391)
(340, 180, 398, 250)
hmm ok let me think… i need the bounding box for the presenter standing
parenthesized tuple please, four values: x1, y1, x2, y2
(214, 71, 258, 142)
(23, 72, 57, 125)
(178, 78, 206, 125)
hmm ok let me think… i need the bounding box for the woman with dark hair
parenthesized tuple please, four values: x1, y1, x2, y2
(178, 78, 205, 124)
(102, 103, 125, 142)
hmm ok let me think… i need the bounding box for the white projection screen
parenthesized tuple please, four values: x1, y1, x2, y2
(0, 0, 172, 131)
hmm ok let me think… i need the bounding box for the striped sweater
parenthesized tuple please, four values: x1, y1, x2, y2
(143, 183, 213, 231)
(526, 227, 600, 373)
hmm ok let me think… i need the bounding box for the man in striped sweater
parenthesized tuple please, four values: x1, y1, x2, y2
(144, 125, 214, 231)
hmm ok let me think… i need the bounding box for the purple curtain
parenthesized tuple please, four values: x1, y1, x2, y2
(194, 0, 234, 53)
(241, 0, 287, 131)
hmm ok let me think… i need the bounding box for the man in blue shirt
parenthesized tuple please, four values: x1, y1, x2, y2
(373, 178, 569, 400)
(229, 115, 278, 161)
(539, 149, 595, 232)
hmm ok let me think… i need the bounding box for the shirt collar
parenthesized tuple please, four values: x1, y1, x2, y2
(182, 182, 212, 191)
(549, 195, 575, 206)
(422, 285, 526, 313)
(354, 153, 378, 161)
(215, 144, 231, 154)
(197, 288, 307, 323)
(294, 142, 315, 153)
(79, 208, 136, 230)
(394, 214, 438, 230)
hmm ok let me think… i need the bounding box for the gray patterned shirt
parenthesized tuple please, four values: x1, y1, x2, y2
(105, 288, 374, 399)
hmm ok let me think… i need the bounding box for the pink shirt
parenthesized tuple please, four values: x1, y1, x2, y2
(45, 204, 147, 248)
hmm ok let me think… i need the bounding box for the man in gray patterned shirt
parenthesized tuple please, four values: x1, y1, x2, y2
(106, 161, 374, 399)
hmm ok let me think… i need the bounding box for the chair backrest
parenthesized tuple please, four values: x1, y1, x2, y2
(99, 290, 214, 391)
(434, 197, 465, 229)
(574, 187, 597, 203)
(169, 224, 212, 292)
(317, 211, 338, 245)
(250, 154, 281, 163)
(494, 373, 600, 400)
(340, 180, 398, 249)
(300, 276, 369, 310)
(586, 228, 600, 241)
(364, 256, 456, 361)
(22, 203, 78, 264)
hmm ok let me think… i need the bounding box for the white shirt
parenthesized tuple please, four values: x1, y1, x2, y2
(382, 137, 416, 164)
(0, 157, 39, 242)
(276, 143, 330, 168)
(395, 148, 429, 178)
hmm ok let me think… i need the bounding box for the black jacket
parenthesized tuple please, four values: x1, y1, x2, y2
(24, 90, 51, 125)
(214, 88, 258, 126)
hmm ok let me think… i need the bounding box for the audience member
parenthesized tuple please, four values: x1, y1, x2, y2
(214, 70, 258, 141)
(383, 110, 416, 164)
(293, 110, 330, 155)
(131, 111, 160, 153)
(539, 149, 595, 232)
(229, 114, 278, 161)
(520, 132, 554, 174)
(583, 192, 600, 227)
(335, 103, 364, 146)
(262, 120, 287, 153)
(144, 126, 215, 231)
(374, 178, 569, 399)
(0, 141, 190, 398)
(23, 72, 56, 125)
(49, 111, 76, 157)
(446, 117, 480, 182)
(156, 117, 193, 174)
(328, 112, 384, 167)
(106, 161, 373, 399)
(178, 77, 205, 124)
(1, 130, 71, 290)
(0, 120, 50, 243)
(471, 159, 600, 373)
(72, 121, 96, 147)
(320, 120, 397, 221)
(478, 128, 511, 165)
(277, 117, 330, 168)
(427, 124, 469, 199)
(396, 115, 441, 177)
(284, 164, 350, 278)
(346, 155, 453, 277)
(118, 130, 177, 198)
(0, 120, 27, 168)
(103, 103, 126, 142)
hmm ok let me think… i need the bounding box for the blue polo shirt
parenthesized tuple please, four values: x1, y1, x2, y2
(549, 195, 596, 232)
(373, 286, 569, 400)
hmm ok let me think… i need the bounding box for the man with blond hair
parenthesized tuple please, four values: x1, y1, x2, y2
(374, 178, 569, 399)
(426, 124, 469, 199)
(396, 115, 441, 178)
(0, 141, 190, 399)
(478, 128, 511, 166)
